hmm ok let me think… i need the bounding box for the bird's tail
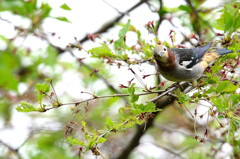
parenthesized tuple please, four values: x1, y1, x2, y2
(216, 48, 233, 55)
(202, 48, 233, 64)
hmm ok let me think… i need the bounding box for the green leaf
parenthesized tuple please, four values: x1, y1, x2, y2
(35, 82, 50, 94)
(178, 94, 191, 104)
(117, 23, 137, 32)
(41, 3, 52, 19)
(216, 81, 229, 93)
(233, 15, 240, 31)
(128, 83, 139, 103)
(210, 97, 225, 112)
(205, 87, 215, 94)
(211, 64, 222, 74)
(230, 93, 240, 106)
(98, 137, 107, 143)
(24, 0, 37, 14)
(114, 19, 131, 52)
(218, 115, 225, 120)
(37, 94, 43, 104)
(224, 11, 233, 32)
(88, 43, 121, 59)
(158, 7, 168, 16)
(137, 30, 141, 41)
(60, 3, 71, 10)
(81, 121, 86, 127)
(228, 120, 238, 143)
(141, 43, 153, 59)
(224, 84, 238, 93)
(144, 102, 161, 112)
(131, 108, 143, 115)
(67, 136, 85, 146)
(55, 17, 71, 23)
(106, 117, 114, 127)
(213, 14, 224, 30)
(222, 53, 237, 60)
(178, 5, 190, 13)
(16, 102, 37, 112)
(208, 75, 219, 84)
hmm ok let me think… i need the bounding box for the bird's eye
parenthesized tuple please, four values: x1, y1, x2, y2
(153, 54, 156, 58)
(164, 48, 166, 51)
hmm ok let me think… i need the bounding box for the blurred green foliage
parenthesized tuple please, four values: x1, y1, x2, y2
(0, 0, 240, 159)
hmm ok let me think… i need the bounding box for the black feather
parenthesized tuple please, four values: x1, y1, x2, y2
(170, 43, 213, 69)
(170, 48, 197, 67)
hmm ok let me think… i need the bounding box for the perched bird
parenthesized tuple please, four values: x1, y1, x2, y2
(153, 43, 233, 87)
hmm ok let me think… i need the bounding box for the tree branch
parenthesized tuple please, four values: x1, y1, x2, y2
(0, 140, 21, 159)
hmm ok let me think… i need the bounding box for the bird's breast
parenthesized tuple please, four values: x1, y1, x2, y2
(157, 62, 205, 82)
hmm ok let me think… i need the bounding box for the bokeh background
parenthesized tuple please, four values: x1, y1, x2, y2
(0, 0, 239, 159)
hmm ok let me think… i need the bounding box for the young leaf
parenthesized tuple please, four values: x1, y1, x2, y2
(178, 5, 190, 13)
(114, 19, 131, 52)
(55, 17, 71, 23)
(224, 11, 233, 32)
(213, 14, 224, 30)
(144, 102, 157, 112)
(230, 93, 240, 106)
(36, 82, 50, 94)
(37, 94, 44, 104)
(81, 121, 86, 127)
(211, 64, 222, 74)
(98, 137, 107, 143)
(67, 136, 85, 146)
(60, 3, 71, 10)
(128, 83, 139, 103)
(117, 23, 137, 32)
(233, 15, 240, 31)
(178, 94, 191, 104)
(208, 75, 219, 84)
(106, 117, 114, 127)
(16, 102, 37, 112)
(210, 97, 225, 112)
(216, 81, 229, 93)
(224, 84, 238, 93)
(88, 43, 121, 59)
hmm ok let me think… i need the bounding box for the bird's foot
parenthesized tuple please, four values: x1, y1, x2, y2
(183, 81, 197, 93)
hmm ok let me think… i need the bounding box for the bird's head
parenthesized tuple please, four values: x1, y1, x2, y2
(153, 45, 169, 63)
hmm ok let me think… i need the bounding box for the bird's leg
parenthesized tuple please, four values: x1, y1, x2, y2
(183, 81, 197, 93)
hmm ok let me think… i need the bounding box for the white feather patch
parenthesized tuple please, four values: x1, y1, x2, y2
(181, 60, 193, 66)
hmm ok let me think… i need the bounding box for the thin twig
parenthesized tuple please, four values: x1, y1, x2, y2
(102, 0, 125, 15)
(154, 124, 193, 137)
(0, 140, 21, 159)
(44, 89, 165, 111)
(151, 141, 187, 159)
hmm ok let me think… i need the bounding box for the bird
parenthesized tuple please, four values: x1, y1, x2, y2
(153, 43, 233, 87)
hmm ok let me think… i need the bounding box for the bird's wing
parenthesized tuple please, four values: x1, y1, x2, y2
(171, 43, 213, 69)
(171, 48, 198, 69)
(192, 43, 212, 58)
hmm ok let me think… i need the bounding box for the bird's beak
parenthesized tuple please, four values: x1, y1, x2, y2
(158, 52, 165, 57)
